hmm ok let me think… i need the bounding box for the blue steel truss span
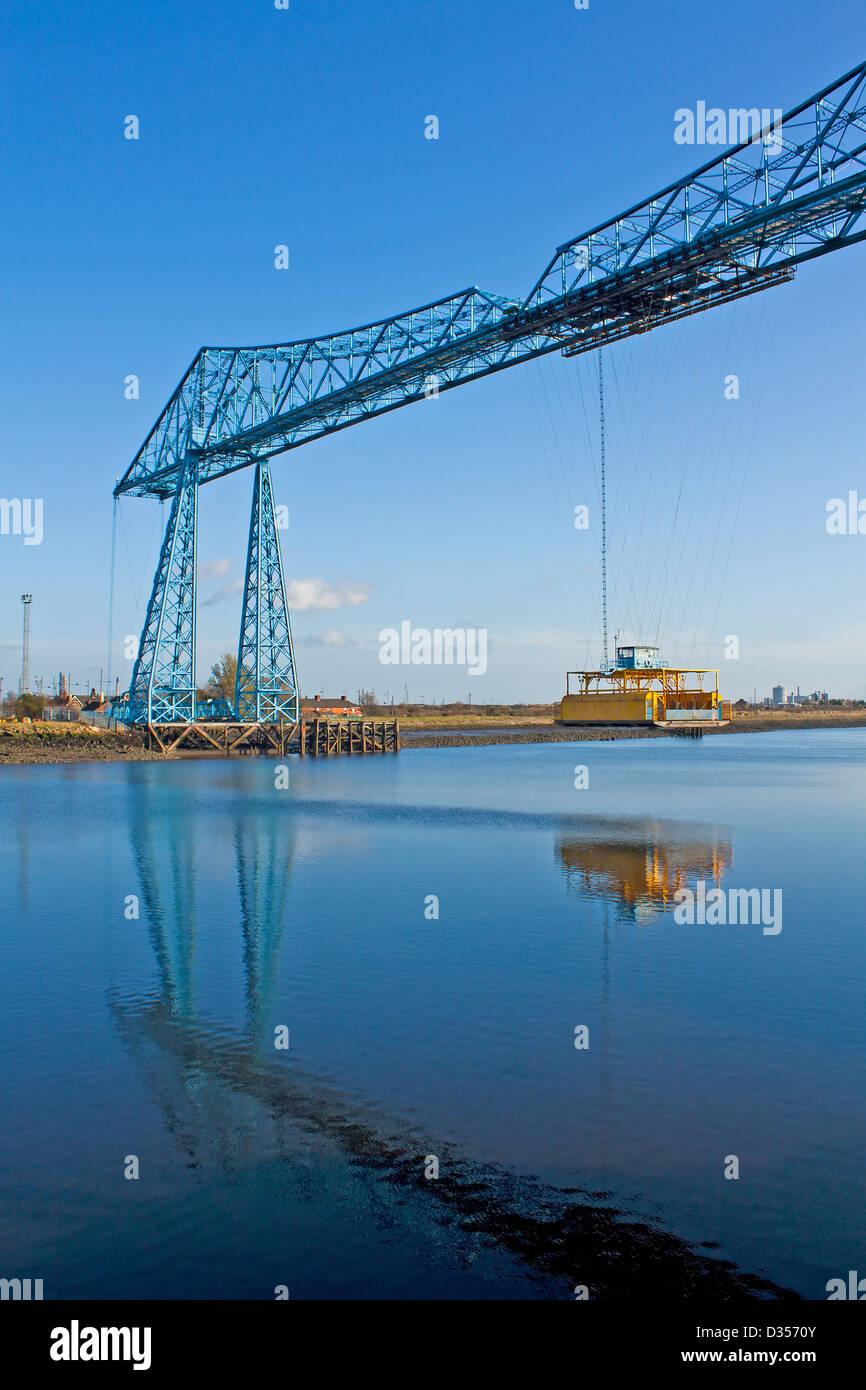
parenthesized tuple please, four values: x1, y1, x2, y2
(116, 60, 866, 503)
(115, 61, 866, 725)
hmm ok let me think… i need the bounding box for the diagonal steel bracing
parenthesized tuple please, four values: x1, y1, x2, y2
(128, 457, 198, 723)
(235, 462, 299, 724)
(115, 59, 866, 502)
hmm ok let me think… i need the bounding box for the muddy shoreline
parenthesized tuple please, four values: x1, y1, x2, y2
(2, 715, 865, 765)
(0, 724, 162, 766)
(401, 725, 670, 748)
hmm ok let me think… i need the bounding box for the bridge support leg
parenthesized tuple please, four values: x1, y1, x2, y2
(128, 456, 198, 723)
(235, 461, 299, 723)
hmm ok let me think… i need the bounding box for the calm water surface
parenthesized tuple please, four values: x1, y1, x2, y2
(1, 730, 864, 1299)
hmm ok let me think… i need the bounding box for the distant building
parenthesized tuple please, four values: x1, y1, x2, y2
(772, 686, 787, 707)
(299, 694, 362, 718)
(42, 695, 82, 722)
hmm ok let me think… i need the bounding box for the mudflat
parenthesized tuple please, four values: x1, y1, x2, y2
(0, 720, 162, 765)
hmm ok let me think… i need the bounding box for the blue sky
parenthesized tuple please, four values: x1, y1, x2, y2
(1, 0, 865, 702)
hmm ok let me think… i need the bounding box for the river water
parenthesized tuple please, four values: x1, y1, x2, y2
(1, 731, 863, 1299)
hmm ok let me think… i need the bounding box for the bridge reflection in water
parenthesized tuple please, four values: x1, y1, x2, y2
(107, 792, 789, 1298)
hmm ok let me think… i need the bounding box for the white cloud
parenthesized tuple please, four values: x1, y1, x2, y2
(286, 578, 371, 611)
(201, 578, 244, 607)
(304, 630, 357, 648)
(199, 557, 234, 580)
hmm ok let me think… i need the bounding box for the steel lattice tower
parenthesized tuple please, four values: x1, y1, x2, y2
(128, 458, 198, 723)
(235, 462, 298, 723)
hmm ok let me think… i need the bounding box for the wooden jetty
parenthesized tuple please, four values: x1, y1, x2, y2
(143, 718, 400, 757)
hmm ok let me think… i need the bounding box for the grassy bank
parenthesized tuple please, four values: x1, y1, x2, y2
(719, 710, 866, 733)
(403, 711, 866, 730)
(390, 707, 866, 734)
(400, 709, 866, 748)
(398, 714, 552, 729)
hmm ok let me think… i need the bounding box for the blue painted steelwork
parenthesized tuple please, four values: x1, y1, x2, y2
(127, 458, 198, 723)
(114, 61, 866, 724)
(116, 61, 866, 503)
(235, 461, 299, 724)
(196, 697, 235, 720)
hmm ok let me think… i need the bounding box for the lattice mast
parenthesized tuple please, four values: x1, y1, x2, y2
(20, 594, 32, 694)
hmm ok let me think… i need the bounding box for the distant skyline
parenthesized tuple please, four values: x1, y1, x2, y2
(2, 1, 865, 703)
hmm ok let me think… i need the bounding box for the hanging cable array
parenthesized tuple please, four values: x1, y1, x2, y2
(598, 350, 609, 672)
